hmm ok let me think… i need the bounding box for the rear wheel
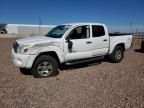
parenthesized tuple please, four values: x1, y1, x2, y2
(0, 30, 6, 34)
(109, 46, 124, 63)
(31, 55, 58, 78)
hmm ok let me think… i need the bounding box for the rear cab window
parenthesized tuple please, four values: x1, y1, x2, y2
(92, 25, 105, 37)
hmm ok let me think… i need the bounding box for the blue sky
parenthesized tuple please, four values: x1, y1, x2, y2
(0, 0, 144, 32)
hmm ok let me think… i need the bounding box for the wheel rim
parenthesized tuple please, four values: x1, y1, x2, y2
(115, 50, 122, 60)
(37, 61, 53, 77)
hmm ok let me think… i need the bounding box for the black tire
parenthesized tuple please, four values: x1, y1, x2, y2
(109, 46, 124, 63)
(31, 55, 58, 78)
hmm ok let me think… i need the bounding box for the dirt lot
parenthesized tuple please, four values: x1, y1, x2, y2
(0, 38, 144, 108)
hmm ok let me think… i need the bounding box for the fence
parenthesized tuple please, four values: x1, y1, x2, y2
(133, 32, 144, 39)
(132, 32, 144, 46)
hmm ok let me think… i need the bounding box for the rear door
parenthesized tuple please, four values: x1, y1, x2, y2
(90, 25, 109, 56)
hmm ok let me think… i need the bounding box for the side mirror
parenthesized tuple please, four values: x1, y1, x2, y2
(66, 36, 70, 42)
(65, 37, 73, 52)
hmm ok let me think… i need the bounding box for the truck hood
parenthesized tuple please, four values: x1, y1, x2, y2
(16, 35, 58, 45)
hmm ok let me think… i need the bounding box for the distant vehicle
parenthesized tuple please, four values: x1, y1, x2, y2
(11, 23, 132, 78)
(0, 24, 7, 34)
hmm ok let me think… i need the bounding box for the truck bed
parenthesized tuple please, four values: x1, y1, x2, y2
(109, 33, 131, 36)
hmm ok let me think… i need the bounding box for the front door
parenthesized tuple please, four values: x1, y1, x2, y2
(64, 25, 93, 62)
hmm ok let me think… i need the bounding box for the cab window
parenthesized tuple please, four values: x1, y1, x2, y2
(92, 25, 105, 37)
(68, 25, 90, 40)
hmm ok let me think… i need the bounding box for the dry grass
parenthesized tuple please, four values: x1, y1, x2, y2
(0, 38, 144, 108)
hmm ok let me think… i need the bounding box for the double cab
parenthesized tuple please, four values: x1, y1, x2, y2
(11, 23, 132, 78)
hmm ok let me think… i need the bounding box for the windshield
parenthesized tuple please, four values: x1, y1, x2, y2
(45, 25, 71, 38)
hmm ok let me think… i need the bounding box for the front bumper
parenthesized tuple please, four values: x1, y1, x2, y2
(11, 49, 31, 68)
(11, 49, 38, 68)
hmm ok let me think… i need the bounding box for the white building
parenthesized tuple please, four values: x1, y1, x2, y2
(6, 24, 55, 36)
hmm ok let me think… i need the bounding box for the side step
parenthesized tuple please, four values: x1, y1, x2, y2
(65, 56, 104, 65)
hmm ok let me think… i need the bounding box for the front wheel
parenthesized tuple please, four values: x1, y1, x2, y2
(109, 46, 124, 63)
(31, 55, 58, 78)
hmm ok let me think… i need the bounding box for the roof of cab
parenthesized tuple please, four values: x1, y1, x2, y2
(63, 22, 105, 26)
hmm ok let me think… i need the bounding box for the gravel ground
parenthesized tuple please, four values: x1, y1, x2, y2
(0, 38, 144, 108)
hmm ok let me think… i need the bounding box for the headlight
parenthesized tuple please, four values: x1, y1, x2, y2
(18, 45, 31, 54)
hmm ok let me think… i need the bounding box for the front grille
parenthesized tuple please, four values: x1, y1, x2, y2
(13, 41, 19, 53)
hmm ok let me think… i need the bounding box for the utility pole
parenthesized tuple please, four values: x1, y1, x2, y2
(130, 21, 133, 34)
(136, 28, 138, 33)
(39, 16, 42, 35)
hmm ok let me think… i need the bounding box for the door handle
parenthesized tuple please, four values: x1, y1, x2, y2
(86, 41, 92, 44)
(103, 39, 107, 41)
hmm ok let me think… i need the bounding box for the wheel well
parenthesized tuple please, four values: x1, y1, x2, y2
(116, 43, 125, 51)
(33, 51, 60, 66)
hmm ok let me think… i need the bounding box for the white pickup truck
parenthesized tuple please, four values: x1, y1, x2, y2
(11, 23, 132, 78)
